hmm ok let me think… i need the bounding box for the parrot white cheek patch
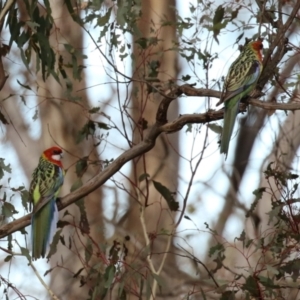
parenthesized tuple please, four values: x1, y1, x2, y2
(52, 154, 62, 161)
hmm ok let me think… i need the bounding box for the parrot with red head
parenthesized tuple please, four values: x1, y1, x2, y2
(218, 40, 263, 159)
(29, 146, 64, 260)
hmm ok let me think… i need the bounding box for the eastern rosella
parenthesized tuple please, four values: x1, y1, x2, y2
(218, 40, 263, 159)
(29, 146, 64, 260)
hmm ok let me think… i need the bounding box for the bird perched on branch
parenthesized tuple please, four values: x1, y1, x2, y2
(217, 40, 263, 159)
(29, 146, 64, 260)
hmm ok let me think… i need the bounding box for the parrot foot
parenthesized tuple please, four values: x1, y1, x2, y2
(56, 197, 62, 209)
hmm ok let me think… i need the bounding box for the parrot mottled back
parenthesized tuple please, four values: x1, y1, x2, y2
(30, 146, 64, 260)
(218, 40, 263, 159)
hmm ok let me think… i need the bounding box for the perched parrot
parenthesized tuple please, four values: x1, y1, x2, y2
(29, 146, 64, 260)
(218, 40, 263, 159)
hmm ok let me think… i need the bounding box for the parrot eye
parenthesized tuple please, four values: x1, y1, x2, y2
(53, 149, 62, 155)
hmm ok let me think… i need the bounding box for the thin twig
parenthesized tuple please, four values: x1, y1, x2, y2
(177, 245, 220, 288)
(29, 261, 59, 300)
(139, 190, 173, 300)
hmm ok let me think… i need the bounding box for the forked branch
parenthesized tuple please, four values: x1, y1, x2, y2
(0, 85, 299, 239)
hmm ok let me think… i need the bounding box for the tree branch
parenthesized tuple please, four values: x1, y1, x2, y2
(1, 85, 300, 239)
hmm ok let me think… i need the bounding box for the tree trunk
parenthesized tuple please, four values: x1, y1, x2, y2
(117, 0, 184, 298)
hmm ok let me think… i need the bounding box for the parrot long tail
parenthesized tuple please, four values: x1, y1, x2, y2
(220, 100, 240, 159)
(31, 199, 58, 260)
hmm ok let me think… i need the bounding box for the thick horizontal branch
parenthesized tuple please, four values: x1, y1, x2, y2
(180, 85, 300, 111)
(1, 85, 300, 239)
(157, 84, 300, 125)
(0, 123, 162, 239)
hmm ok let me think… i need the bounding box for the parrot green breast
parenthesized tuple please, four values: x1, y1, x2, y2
(30, 157, 64, 207)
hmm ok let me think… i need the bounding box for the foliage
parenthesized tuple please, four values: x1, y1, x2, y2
(0, 0, 300, 299)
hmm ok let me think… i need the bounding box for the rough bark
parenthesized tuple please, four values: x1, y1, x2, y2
(119, 0, 182, 298)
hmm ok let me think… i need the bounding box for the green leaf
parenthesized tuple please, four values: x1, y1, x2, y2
(258, 275, 279, 288)
(12, 186, 25, 192)
(139, 173, 150, 182)
(152, 273, 166, 288)
(20, 47, 31, 74)
(235, 33, 244, 45)
(189, 3, 196, 14)
(0, 158, 11, 179)
(0, 111, 9, 125)
(70, 178, 83, 192)
(75, 198, 90, 235)
(21, 189, 30, 212)
(98, 7, 112, 26)
(17, 31, 30, 48)
(20, 95, 27, 105)
(230, 6, 242, 21)
(57, 220, 71, 228)
(75, 157, 88, 177)
(220, 291, 236, 300)
(44, 267, 54, 277)
(118, 282, 127, 300)
(213, 5, 225, 26)
(73, 267, 84, 278)
(2, 202, 18, 218)
(135, 37, 148, 49)
(204, 222, 218, 235)
(76, 121, 96, 144)
(208, 242, 225, 258)
(185, 124, 192, 133)
(85, 239, 93, 264)
(32, 109, 38, 121)
(7, 234, 12, 251)
(7, 8, 21, 48)
(43, 0, 52, 14)
(59, 235, 66, 246)
(212, 5, 225, 43)
(97, 122, 111, 130)
(235, 230, 245, 243)
(20, 246, 30, 260)
(64, 0, 83, 24)
(207, 123, 222, 134)
(182, 74, 191, 81)
(242, 276, 259, 297)
(145, 274, 152, 300)
(47, 229, 62, 259)
(279, 259, 300, 282)
(4, 255, 12, 262)
(104, 265, 116, 288)
(89, 107, 101, 114)
(152, 181, 179, 211)
(246, 187, 266, 218)
(286, 173, 299, 180)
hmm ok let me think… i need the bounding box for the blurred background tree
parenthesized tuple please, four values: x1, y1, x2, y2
(0, 0, 300, 299)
